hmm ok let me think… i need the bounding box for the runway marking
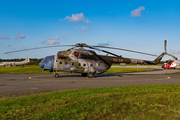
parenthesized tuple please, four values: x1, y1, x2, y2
(28, 75, 171, 82)
(0, 75, 171, 86)
(30, 88, 38, 89)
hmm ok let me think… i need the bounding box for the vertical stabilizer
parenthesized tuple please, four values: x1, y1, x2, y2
(25, 56, 30, 63)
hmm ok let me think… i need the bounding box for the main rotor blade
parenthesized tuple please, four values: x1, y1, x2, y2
(164, 40, 167, 53)
(4, 45, 75, 54)
(86, 45, 120, 57)
(168, 53, 178, 60)
(93, 46, 158, 57)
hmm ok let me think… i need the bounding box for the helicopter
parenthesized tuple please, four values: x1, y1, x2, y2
(161, 40, 179, 70)
(4, 40, 174, 78)
(161, 59, 180, 69)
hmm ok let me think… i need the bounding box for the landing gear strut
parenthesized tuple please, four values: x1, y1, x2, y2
(82, 73, 87, 77)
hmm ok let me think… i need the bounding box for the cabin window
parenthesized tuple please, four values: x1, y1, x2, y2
(59, 61, 62, 64)
(78, 63, 81, 66)
(83, 63, 86, 66)
(65, 62, 67, 65)
(71, 62, 74, 65)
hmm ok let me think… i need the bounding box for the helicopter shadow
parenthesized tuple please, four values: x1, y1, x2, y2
(57, 73, 123, 78)
(95, 73, 123, 78)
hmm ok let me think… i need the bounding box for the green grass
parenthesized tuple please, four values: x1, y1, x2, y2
(0, 65, 154, 74)
(112, 63, 163, 66)
(2, 85, 180, 119)
(105, 67, 154, 74)
(0, 65, 50, 74)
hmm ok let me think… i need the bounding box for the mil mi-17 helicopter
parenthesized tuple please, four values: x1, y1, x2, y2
(4, 40, 176, 78)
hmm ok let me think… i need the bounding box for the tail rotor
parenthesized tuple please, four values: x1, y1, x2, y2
(164, 40, 167, 54)
(164, 40, 178, 60)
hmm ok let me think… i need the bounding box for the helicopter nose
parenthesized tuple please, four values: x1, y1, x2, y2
(39, 55, 54, 71)
(39, 63, 45, 70)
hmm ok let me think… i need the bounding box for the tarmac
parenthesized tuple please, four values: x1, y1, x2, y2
(112, 65, 180, 69)
(0, 67, 180, 95)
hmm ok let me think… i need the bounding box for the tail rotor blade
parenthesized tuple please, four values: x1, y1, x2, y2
(168, 54, 178, 60)
(164, 40, 167, 53)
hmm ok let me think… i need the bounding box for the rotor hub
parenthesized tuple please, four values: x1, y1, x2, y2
(75, 43, 87, 47)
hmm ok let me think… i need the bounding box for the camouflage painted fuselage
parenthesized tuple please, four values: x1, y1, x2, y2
(39, 48, 163, 74)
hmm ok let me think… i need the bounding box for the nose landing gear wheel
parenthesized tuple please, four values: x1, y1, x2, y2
(54, 73, 59, 78)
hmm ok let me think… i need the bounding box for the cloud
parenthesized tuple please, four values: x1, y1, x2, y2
(85, 20, 91, 24)
(81, 33, 85, 36)
(54, 35, 59, 40)
(0, 34, 10, 39)
(63, 37, 70, 40)
(75, 27, 79, 30)
(61, 33, 65, 37)
(64, 13, 84, 22)
(131, 6, 145, 17)
(47, 39, 60, 45)
(97, 41, 110, 46)
(82, 26, 88, 31)
(61, 13, 91, 24)
(41, 40, 46, 44)
(14, 33, 26, 39)
(170, 49, 180, 55)
(41, 35, 60, 45)
(67, 32, 71, 35)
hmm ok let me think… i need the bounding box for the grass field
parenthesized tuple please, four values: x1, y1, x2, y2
(0, 65, 154, 74)
(0, 65, 50, 74)
(1, 85, 180, 119)
(105, 67, 154, 73)
(112, 63, 163, 66)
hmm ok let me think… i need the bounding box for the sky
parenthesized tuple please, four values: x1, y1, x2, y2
(0, 0, 180, 61)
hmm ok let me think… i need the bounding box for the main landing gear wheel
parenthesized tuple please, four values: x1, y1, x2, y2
(54, 73, 59, 78)
(87, 73, 94, 78)
(82, 73, 87, 77)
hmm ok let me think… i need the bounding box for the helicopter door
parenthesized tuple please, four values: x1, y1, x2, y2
(58, 59, 64, 71)
(53, 56, 58, 70)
